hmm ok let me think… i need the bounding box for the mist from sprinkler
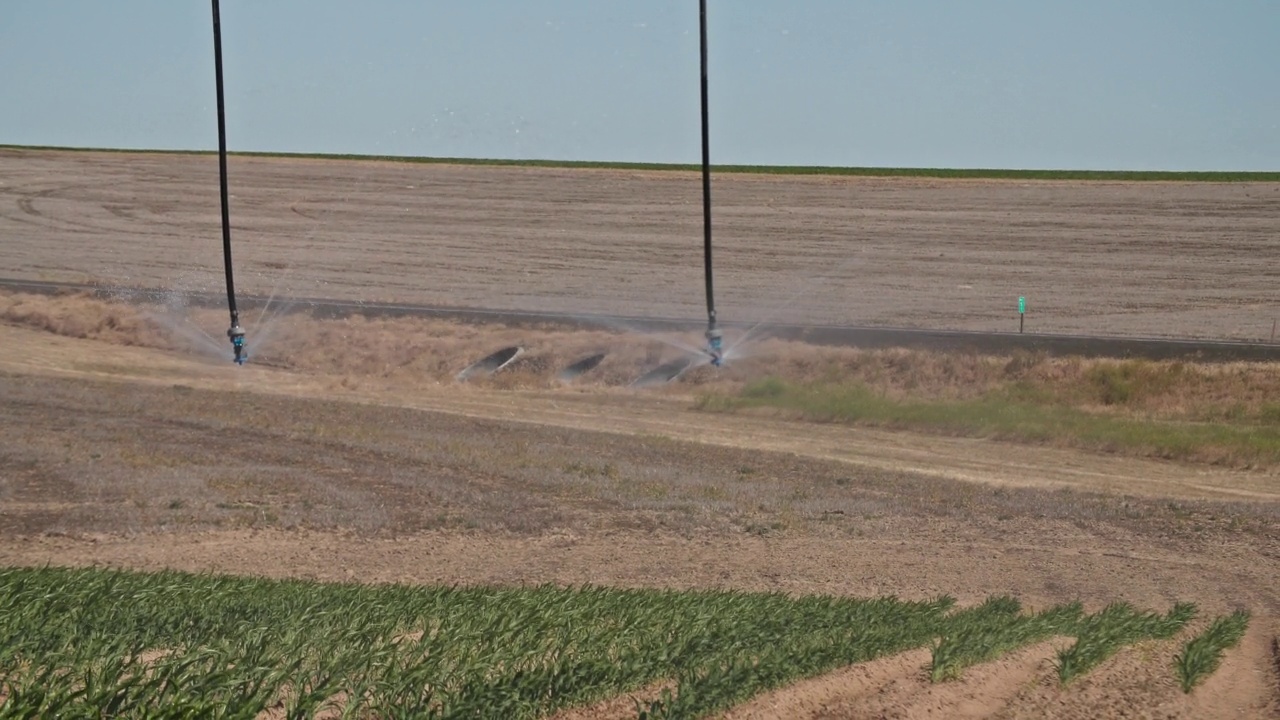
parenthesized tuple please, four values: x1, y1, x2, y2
(144, 308, 227, 362)
(127, 276, 312, 368)
(246, 269, 290, 352)
(558, 312, 716, 360)
(554, 310, 768, 388)
(237, 269, 322, 365)
(563, 225, 864, 379)
(711, 246, 868, 364)
(132, 285, 232, 363)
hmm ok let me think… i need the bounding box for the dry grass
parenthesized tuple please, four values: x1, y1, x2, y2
(0, 291, 160, 347)
(6, 289, 1280, 401)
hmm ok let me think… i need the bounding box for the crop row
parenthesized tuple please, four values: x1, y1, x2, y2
(0, 567, 953, 719)
(0, 567, 1227, 718)
(1174, 610, 1251, 693)
(1055, 601, 1197, 684)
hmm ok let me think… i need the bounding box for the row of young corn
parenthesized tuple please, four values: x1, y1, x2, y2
(929, 597, 1246, 692)
(0, 567, 1246, 718)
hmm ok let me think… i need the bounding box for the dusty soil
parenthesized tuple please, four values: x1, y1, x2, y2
(1, 318, 1278, 718)
(2, 148, 1279, 339)
(2, 149, 1279, 716)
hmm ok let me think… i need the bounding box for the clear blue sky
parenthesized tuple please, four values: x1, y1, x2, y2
(2, 1, 1276, 170)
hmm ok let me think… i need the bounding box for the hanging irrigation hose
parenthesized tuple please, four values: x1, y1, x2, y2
(211, 0, 245, 364)
(699, 0, 723, 367)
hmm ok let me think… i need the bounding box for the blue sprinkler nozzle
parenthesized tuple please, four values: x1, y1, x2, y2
(227, 324, 247, 365)
(705, 327, 724, 367)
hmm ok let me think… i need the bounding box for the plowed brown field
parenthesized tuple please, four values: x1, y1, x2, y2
(3, 148, 1279, 338)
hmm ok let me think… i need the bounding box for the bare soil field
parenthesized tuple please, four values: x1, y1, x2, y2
(2, 148, 1279, 339)
(2, 149, 1280, 716)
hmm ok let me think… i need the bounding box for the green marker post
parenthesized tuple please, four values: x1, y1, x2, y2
(1018, 296, 1026, 333)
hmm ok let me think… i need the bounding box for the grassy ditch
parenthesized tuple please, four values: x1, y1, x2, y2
(695, 354, 1280, 468)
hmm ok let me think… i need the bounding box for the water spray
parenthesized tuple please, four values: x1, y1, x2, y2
(211, 0, 247, 365)
(699, 0, 723, 368)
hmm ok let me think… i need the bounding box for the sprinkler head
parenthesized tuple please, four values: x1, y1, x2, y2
(705, 327, 724, 367)
(227, 324, 247, 365)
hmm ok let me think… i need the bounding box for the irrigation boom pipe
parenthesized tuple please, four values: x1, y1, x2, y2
(211, 0, 245, 363)
(699, 0, 723, 365)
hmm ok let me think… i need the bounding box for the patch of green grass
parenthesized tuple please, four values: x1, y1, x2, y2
(1056, 602, 1196, 685)
(562, 461, 620, 480)
(4, 145, 1277, 181)
(1083, 361, 1185, 407)
(1174, 610, 1250, 693)
(696, 378, 1280, 467)
(1257, 404, 1280, 425)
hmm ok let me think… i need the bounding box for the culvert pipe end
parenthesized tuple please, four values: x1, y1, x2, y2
(630, 357, 695, 388)
(456, 346, 523, 381)
(557, 352, 607, 382)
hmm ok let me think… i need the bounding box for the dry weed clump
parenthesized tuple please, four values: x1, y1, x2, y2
(0, 291, 161, 347)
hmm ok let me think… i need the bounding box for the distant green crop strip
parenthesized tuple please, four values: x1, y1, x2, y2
(3, 145, 1277, 182)
(0, 567, 1218, 718)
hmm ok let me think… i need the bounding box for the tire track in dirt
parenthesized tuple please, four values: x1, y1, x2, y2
(1, 184, 58, 227)
(17, 195, 42, 217)
(712, 640, 1076, 719)
(857, 641, 1062, 720)
(4, 184, 95, 229)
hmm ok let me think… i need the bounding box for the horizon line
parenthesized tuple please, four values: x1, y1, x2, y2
(3, 144, 1276, 181)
